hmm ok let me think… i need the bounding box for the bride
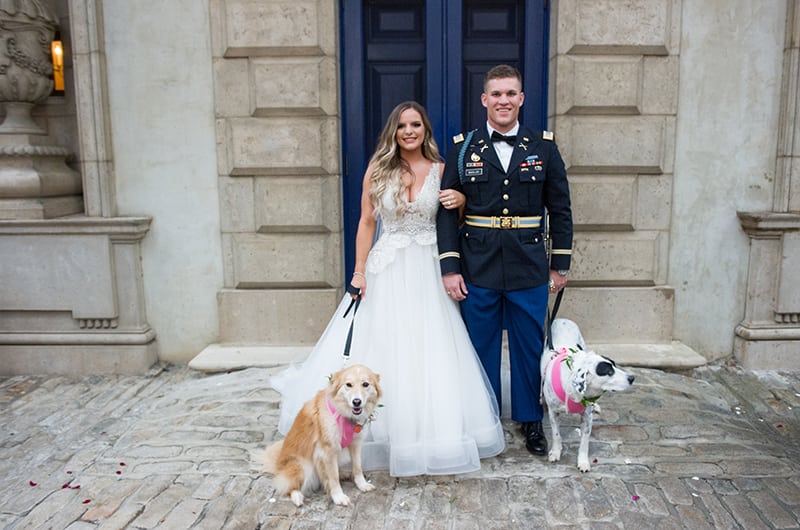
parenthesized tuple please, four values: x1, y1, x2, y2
(270, 101, 505, 476)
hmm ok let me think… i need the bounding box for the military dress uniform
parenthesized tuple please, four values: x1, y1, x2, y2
(436, 124, 573, 426)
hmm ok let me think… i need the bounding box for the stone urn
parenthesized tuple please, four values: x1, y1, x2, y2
(0, 0, 83, 219)
(0, 0, 59, 134)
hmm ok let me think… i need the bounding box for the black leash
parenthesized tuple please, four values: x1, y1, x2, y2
(545, 287, 565, 350)
(342, 283, 361, 359)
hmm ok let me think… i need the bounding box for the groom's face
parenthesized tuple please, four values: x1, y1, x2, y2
(481, 77, 525, 134)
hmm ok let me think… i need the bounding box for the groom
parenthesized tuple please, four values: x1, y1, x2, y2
(436, 64, 573, 456)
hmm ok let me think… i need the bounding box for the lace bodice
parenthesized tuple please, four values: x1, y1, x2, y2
(366, 164, 440, 274)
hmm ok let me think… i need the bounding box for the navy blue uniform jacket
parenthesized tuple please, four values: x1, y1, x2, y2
(436, 125, 573, 291)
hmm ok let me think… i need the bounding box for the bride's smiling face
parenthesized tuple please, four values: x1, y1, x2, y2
(395, 108, 425, 153)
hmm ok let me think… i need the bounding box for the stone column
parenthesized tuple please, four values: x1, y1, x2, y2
(0, 0, 83, 219)
(735, 0, 800, 370)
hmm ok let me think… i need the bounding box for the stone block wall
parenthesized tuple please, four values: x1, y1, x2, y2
(552, 0, 681, 344)
(209, 0, 342, 345)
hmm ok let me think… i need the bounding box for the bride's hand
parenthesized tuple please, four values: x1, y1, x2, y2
(350, 271, 366, 299)
(439, 189, 465, 210)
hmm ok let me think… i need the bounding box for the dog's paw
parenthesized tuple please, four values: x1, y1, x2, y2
(354, 475, 375, 492)
(290, 490, 304, 506)
(331, 491, 351, 506)
(577, 458, 591, 472)
(547, 449, 562, 463)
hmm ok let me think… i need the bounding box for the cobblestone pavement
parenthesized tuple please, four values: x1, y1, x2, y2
(1, 363, 799, 529)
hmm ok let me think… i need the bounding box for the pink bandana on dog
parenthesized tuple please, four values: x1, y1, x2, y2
(327, 399, 360, 448)
(551, 352, 586, 414)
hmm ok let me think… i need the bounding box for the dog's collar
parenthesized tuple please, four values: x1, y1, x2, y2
(326, 399, 361, 448)
(551, 352, 586, 414)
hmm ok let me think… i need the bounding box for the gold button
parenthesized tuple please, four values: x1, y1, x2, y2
(503, 179, 509, 186)
(503, 194, 509, 200)
(502, 208, 509, 215)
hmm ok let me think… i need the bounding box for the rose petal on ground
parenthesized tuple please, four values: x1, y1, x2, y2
(29, 481, 37, 487)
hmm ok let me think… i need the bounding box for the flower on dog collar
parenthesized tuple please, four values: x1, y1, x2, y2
(557, 347, 575, 370)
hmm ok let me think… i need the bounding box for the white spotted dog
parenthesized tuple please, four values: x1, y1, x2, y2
(540, 318, 635, 472)
(255, 364, 382, 506)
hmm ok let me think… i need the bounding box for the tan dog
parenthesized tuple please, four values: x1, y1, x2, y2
(258, 364, 382, 506)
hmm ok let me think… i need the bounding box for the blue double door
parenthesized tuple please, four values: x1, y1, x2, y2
(340, 0, 549, 277)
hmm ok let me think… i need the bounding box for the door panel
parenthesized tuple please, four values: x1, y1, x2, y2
(364, 0, 426, 155)
(462, 0, 525, 128)
(341, 0, 548, 278)
(366, 64, 425, 148)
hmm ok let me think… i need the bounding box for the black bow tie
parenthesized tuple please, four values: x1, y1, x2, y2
(491, 131, 517, 145)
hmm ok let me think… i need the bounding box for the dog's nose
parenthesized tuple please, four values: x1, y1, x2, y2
(352, 398, 362, 407)
(627, 375, 635, 384)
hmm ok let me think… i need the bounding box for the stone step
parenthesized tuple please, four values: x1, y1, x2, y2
(591, 341, 706, 370)
(188, 341, 706, 374)
(188, 344, 312, 373)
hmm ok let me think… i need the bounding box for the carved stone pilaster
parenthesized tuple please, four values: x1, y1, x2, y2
(735, 2, 800, 371)
(0, 216, 158, 375)
(0, 0, 83, 219)
(735, 212, 800, 369)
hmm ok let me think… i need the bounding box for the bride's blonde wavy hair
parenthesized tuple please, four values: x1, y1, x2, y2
(367, 101, 441, 218)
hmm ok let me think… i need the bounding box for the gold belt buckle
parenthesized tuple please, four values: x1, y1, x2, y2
(498, 216, 514, 229)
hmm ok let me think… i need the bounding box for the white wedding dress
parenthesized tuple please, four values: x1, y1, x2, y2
(270, 164, 505, 476)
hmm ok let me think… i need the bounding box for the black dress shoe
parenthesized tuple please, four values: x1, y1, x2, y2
(522, 421, 548, 455)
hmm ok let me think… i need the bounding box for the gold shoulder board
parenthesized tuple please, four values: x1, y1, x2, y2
(453, 133, 465, 144)
(543, 130, 554, 141)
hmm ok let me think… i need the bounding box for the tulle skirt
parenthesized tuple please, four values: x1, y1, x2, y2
(270, 240, 505, 476)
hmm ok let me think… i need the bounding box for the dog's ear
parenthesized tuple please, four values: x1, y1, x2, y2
(596, 361, 615, 377)
(328, 368, 344, 392)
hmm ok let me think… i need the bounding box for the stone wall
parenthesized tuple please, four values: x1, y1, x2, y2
(4, 0, 795, 373)
(550, 0, 681, 352)
(735, 0, 800, 370)
(209, 0, 343, 350)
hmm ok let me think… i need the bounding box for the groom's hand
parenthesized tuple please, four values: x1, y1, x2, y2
(443, 273, 468, 302)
